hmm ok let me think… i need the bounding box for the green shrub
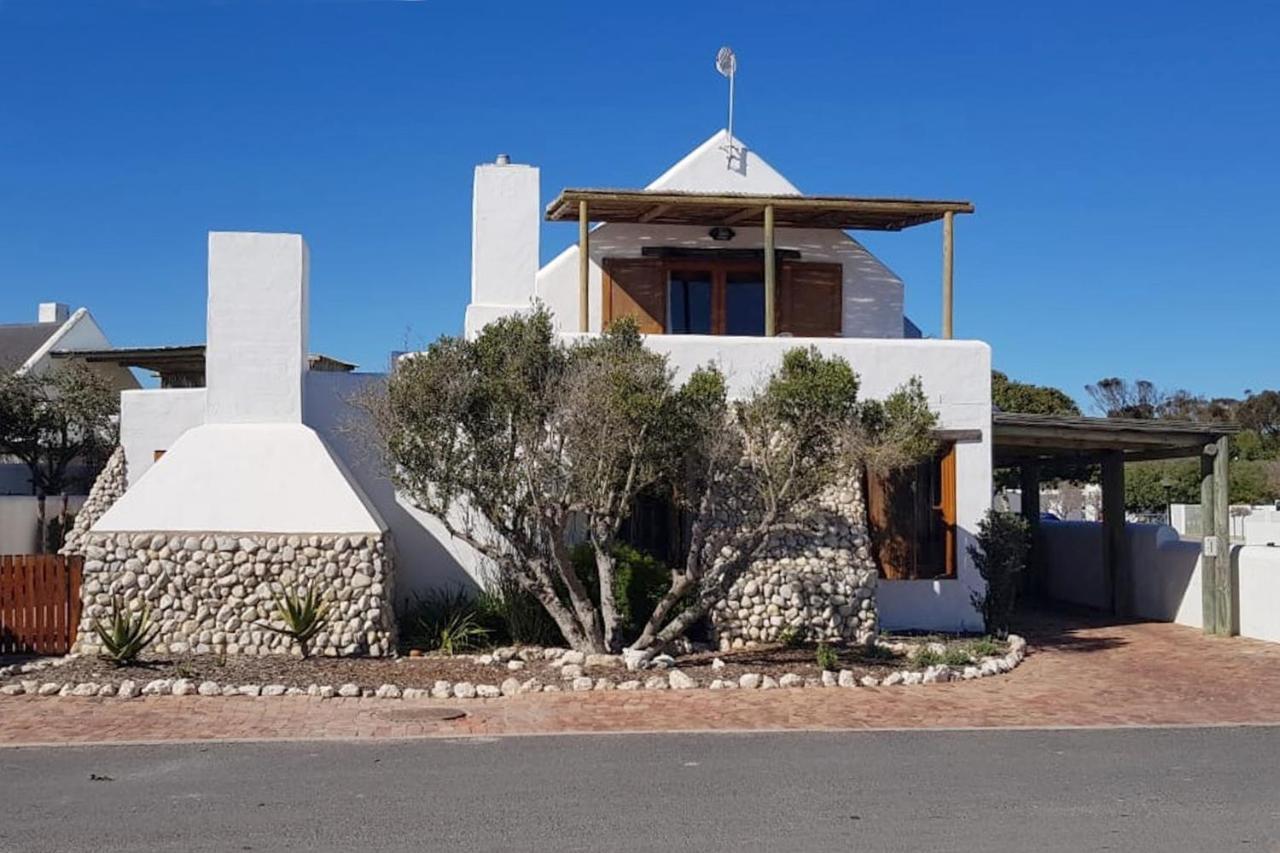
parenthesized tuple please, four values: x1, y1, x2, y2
(862, 643, 895, 661)
(968, 510, 1031, 638)
(941, 647, 973, 667)
(262, 584, 331, 658)
(569, 542, 677, 642)
(776, 625, 805, 648)
(965, 637, 1003, 659)
(93, 597, 158, 665)
(402, 588, 490, 655)
(815, 642, 839, 671)
(912, 647, 943, 668)
(474, 576, 562, 647)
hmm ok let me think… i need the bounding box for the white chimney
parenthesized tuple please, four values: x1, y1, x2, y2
(38, 302, 69, 324)
(92, 231, 383, 535)
(465, 156, 539, 337)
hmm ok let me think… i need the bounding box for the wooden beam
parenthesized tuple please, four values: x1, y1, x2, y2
(1101, 450, 1129, 616)
(764, 204, 776, 336)
(1201, 436, 1234, 635)
(578, 200, 589, 333)
(1019, 462, 1043, 599)
(942, 211, 954, 339)
(723, 207, 759, 225)
(637, 204, 672, 223)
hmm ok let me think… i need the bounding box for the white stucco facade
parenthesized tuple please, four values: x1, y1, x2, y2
(118, 388, 207, 487)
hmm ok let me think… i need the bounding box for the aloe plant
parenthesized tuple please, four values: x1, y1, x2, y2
(262, 585, 331, 659)
(93, 597, 159, 665)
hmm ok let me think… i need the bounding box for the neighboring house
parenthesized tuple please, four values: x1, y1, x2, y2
(0, 302, 137, 553)
(80, 128, 993, 660)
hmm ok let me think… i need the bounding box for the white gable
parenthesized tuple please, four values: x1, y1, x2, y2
(646, 130, 800, 195)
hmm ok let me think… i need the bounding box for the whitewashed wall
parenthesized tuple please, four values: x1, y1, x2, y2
(119, 388, 207, 487)
(1040, 520, 1280, 643)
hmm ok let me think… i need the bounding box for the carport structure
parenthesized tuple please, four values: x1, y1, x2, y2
(992, 412, 1239, 635)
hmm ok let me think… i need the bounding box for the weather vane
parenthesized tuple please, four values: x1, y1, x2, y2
(716, 46, 739, 168)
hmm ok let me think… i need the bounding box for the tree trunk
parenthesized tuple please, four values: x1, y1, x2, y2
(35, 493, 47, 555)
(594, 546, 623, 652)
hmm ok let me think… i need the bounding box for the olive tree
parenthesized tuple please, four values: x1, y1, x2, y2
(366, 308, 936, 655)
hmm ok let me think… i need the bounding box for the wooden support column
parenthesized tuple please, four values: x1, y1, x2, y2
(941, 211, 954, 339)
(1019, 462, 1042, 598)
(764, 204, 776, 336)
(1200, 437, 1235, 635)
(578, 200, 589, 333)
(1101, 450, 1130, 616)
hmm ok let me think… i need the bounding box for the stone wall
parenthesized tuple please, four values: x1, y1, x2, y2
(711, 478, 879, 651)
(60, 446, 127, 557)
(74, 531, 397, 657)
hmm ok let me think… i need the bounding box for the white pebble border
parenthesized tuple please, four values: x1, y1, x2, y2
(0, 636, 1026, 700)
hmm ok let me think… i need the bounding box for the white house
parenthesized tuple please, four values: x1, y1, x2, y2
(76, 129, 995, 657)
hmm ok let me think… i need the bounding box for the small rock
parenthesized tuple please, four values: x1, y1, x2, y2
(838, 670, 856, 688)
(668, 669, 697, 690)
(430, 680, 452, 699)
(710, 658, 726, 671)
(860, 675, 880, 687)
(476, 654, 494, 666)
(475, 684, 501, 698)
(761, 676, 779, 690)
(559, 664, 584, 679)
(197, 681, 221, 696)
(375, 684, 402, 699)
(506, 660, 526, 671)
(262, 684, 288, 697)
(39, 682, 62, 696)
(584, 654, 619, 669)
(902, 671, 924, 686)
(0, 684, 24, 696)
(500, 678, 522, 697)
(571, 676, 594, 692)
(171, 679, 195, 696)
(643, 676, 668, 690)
(738, 673, 761, 689)
(778, 674, 803, 689)
(117, 680, 141, 698)
(402, 688, 428, 700)
(97, 684, 116, 697)
(337, 683, 361, 698)
(318, 685, 336, 699)
(560, 650, 586, 666)
(882, 672, 905, 686)
(221, 685, 239, 696)
(453, 682, 477, 699)
(519, 678, 544, 694)
(238, 684, 262, 697)
(542, 648, 567, 661)
(593, 678, 614, 691)
(622, 648, 649, 671)
(70, 682, 99, 697)
(821, 670, 838, 687)
(142, 679, 172, 696)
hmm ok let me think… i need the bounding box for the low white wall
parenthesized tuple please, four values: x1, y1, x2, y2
(1040, 520, 1280, 643)
(119, 388, 207, 486)
(0, 495, 88, 555)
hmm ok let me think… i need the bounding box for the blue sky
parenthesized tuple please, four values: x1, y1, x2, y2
(2, 1, 1277, 407)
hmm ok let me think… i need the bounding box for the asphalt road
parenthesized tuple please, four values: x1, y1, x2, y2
(1, 727, 1277, 852)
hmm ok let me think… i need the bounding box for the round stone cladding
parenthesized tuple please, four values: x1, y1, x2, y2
(60, 446, 127, 558)
(711, 478, 879, 651)
(74, 532, 397, 657)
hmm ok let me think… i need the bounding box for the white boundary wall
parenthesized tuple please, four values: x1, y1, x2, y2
(1040, 520, 1280, 643)
(0, 495, 88, 554)
(119, 388, 207, 487)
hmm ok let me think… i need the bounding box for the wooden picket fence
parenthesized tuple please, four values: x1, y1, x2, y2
(0, 554, 83, 655)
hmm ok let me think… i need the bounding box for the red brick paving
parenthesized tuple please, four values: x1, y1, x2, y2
(3, 612, 1279, 746)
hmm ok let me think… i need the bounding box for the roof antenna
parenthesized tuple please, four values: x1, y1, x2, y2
(715, 46, 739, 168)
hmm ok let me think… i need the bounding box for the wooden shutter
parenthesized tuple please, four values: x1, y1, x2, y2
(865, 443, 958, 580)
(777, 262, 842, 337)
(602, 258, 665, 333)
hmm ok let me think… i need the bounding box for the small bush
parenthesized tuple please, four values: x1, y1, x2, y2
(968, 510, 1031, 638)
(474, 576, 561, 647)
(941, 647, 973, 667)
(776, 625, 805, 648)
(912, 647, 943, 668)
(402, 588, 490, 655)
(861, 643, 896, 661)
(815, 642, 839, 671)
(93, 597, 158, 665)
(965, 637, 1003, 659)
(262, 584, 331, 659)
(570, 542, 679, 643)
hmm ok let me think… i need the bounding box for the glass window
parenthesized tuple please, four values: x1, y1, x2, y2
(668, 272, 712, 334)
(724, 272, 765, 336)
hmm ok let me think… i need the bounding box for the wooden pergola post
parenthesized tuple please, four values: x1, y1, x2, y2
(941, 210, 954, 339)
(1200, 436, 1234, 634)
(1101, 450, 1130, 616)
(1019, 462, 1042, 597)
(763, 203, 776, 336)
(578, 200, 590, 333)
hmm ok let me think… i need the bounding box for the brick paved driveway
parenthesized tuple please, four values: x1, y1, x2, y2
(3, 611, 1278, 746)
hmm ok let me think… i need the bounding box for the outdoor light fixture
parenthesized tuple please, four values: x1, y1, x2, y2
(709, 226, 735, 241)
